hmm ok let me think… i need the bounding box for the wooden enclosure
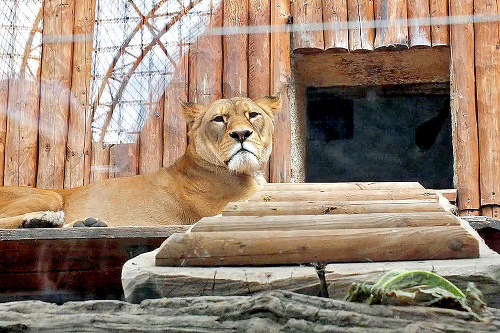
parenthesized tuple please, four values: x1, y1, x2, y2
(0, 0, 499, 216)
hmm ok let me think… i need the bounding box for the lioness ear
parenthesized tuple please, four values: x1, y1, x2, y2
(180, 101, 206, 125)
(254, 95, 281, 117)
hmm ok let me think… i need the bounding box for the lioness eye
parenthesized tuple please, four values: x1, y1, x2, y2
(249, 112, 259, 119)
(213, 115, 225, 123)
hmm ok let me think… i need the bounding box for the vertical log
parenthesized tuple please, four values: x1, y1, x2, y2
(429, 0, 449, 46)
(188, 1, 223, 105)
(449, 0, 480, 216)
(109, 141, 139, 178)
(4, 78, 40, 187)
(270, 0, 291, 182)
(347, 0, 375, 52)
(0, 80, 8, 186)
(291, 0, 324, 54)
(139, 98, 163, 175)
(249, 0, 271, 180)
(37, 0, 75, 189)
(65, 0, 95, 188)
(223, 0, 248, 97)
(373, 0, 408, 50)
(474, 0, 500, 209)
(407, 0, 431, 48)
(322, 0, 348, 52)
(163, 52, 188, 168)
(89, 141, 109, 183)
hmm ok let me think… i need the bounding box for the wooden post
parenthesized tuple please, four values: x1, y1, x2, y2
(0, 79, 7, 186)
(481, 205, 500, 219)
(4, 78, 40, 187)
(407, 0, 431, 48)
(139, 99, 163, 175)
(270, 0, 291, 183)
(347, 0, 375, 52)
(65, 0, 96, 188)
(109, 141, 139, 178)
(188, 1, 223, 105)
(223, 0, 248, 98)
(429, 0, 449, 47)
(291, 0, 324, 54)
(474, 0, 500, 213)
(449, 0, 480, 216)
(163, 52, 188, 168)
(89, 141, 110, 183)
(322, 0, 348, 52)
(37, 0, 75, 189)
(373, 0, 408, 50)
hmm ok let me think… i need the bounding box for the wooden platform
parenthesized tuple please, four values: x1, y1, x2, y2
(155, 182, 479, 266)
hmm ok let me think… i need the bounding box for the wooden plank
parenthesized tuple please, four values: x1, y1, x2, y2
(65, 0, 96, 188)
(291, 0, 324, 54)
(429, 0, 449, 46)
(163, 52, 188, 168)
(89, 141, 110, 183)
(155, 226, 479, 266)
(474, 0, 500, 207)
(248, 0, 271, 180)
(37, 0, 75, 189)
(436, 189, 457, 204)
(373, 0, 408, 50)
(192, 212, 459, 232)
(295, 47, 450, 87)
(188, 2, 223, 105)
(481, 205, 500, 219)
(109, 141, 139, 178)
(407, 0, 431, 48)
(347, 0, 375, 51)
(322, 0, 348, 52)
(263, 181, 424, 191)
(4, 78, 40, 187)
(0, 79, 7, 186)
(139, 99, 163, 174)
(248, 189, 438, 202)
(222, 199, 445, 216)
(449, 0, 480, 215)
(270, 0, 291, 182)
(222, 0, 248, 97)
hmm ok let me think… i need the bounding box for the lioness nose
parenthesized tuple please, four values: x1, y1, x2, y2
(230, 130, 253, 143)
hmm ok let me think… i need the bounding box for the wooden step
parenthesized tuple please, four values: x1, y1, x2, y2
(263, 182, 425, 191)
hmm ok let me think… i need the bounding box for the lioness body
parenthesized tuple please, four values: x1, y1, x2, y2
(0, 96, 279, 228)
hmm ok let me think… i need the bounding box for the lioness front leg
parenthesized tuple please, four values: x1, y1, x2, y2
(0, 211, 65, 229)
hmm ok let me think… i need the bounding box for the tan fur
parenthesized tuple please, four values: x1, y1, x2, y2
(0, 96, 280, 228)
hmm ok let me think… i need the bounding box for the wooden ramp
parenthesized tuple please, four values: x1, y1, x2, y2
(155, 182, 479, 266)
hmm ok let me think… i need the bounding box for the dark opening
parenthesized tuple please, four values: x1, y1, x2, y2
(306, 84, 453, 189)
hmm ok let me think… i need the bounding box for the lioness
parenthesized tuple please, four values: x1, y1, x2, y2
(0, 95, 280, 228)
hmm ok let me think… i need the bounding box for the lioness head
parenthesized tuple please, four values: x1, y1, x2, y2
(181, 96, 281, 175)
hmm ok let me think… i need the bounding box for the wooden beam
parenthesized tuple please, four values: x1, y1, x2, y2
(291, 0, 324, 54)
(263, 181, 424, 191)
(109, 141, 139, 178)
(65, 0, 96, 188)
(322, 0, 348, 52)
(222, 199, 445, 216)
(192, 212, 459, 232)
(347, 0, 375, 51)
(222, 0, 248, 98)
(248, 189, 438, 202)
(474, 0, 500, 208)
(407, 0, 431, 48)
(89, 141, 110, 183)
(481, 205, 500, 219)
(373, 0, 408, 50)
(430, 0, 449, 46)
(294, 47, 450, 87)
(0, 79, 7, 186)
(155, 226, 479, 266)
(37, 0, 75, 189)
(449, 0, 480, 215)
(139, 99, 163, 175)
(188, 1, 223, 105)
(270, 0, 291, 183)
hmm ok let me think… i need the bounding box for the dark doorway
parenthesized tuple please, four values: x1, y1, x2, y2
(306, 84, 453, 189)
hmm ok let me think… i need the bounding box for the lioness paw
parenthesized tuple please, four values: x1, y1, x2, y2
(20, 211, 65, 228)
(72, 217, 107, 228)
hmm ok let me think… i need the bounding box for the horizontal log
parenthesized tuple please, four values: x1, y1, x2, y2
(223, 200, 445, 216)
(248, 189, 438, 202)
(192, 212, 459, 232)
(155, 226, 479, 266)
(263, 182, 424, 191)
